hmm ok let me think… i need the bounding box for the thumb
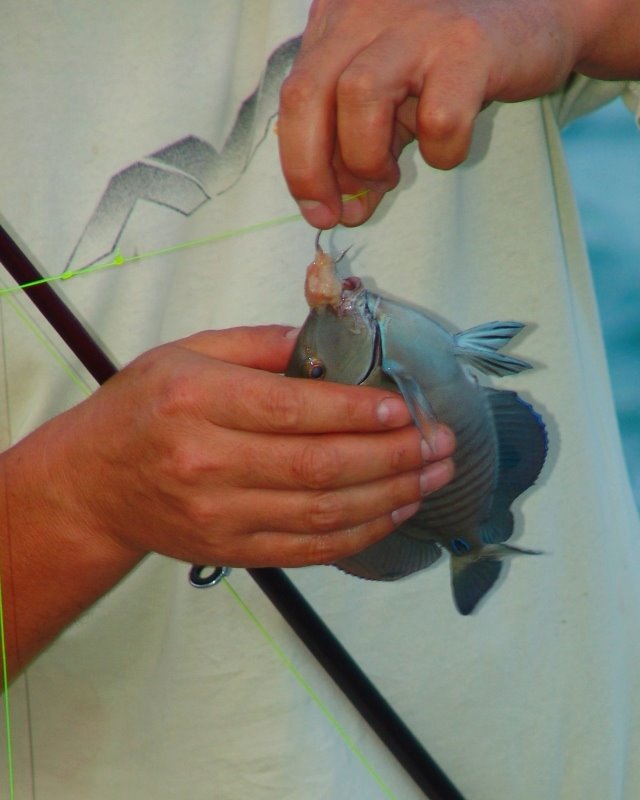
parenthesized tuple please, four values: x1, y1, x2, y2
(177, 325, 300, 373)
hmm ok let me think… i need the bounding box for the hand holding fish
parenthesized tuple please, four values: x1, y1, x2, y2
(279, 0, 640, 228)
(1, 325, 455, 672)
(46, 326, 456, 566)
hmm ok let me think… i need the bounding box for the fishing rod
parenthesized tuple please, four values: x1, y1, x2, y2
(0, 222, 467, 800)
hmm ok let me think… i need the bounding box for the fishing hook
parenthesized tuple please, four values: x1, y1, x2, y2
(314, 229, 352, 264)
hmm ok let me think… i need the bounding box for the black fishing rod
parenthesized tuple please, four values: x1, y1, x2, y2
(0, 222, 467, 800)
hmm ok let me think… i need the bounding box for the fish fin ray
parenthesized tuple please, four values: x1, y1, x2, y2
(451, 555, 503, 615)
(382, 359, 438, 449)
(485, 387, 548, 507)
(335, 531, 441, 581)
(450, 543, 540, 614)
(455, 321, 531, 376)
(477, 510, 514, 544)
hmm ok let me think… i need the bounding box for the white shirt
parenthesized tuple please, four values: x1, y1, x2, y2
(1, 3, 639, 798)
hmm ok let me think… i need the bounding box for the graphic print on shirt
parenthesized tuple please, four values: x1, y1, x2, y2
(64, 37, 301, 273)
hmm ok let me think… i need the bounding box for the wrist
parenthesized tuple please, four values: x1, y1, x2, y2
(1, 419, 144, 674)
(572, 0, 640, 79)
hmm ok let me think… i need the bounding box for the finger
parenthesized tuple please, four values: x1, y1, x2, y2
(215, 424, 455, 490)
(177, 325, 299, 373)
(338, 187, 385, 227)
(221, 457, 454, 537)
(182, 358, 413, 433)
(323, 146, 389, 227)
(278, 61, 343, 228)
(336, 113, 416, 227)
(229, 513, 408, 567)
(415, 56, 490, 170)
(279, 27, 381, 228)
(232, 480, 441, 568)
(334, 35, 419, 185)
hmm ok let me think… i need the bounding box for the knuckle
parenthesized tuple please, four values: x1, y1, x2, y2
(162, 441, 211, 486)
(183, 494, 218, 529)
(305, 534, 342, 565)
(280, 70, 319, 114)
(284, 163, 322, 193)
(420, 102, 464, 142)
(307, 491, 348, 533)
(451, 15, 487, 50)
(151, 367, 201, 420)
(417, 118, 470, 170)
(340, 391, 365, 428)
(337, 64, 378, 104)
(291, 443, 341, 490)
(263, 384, 303, 431)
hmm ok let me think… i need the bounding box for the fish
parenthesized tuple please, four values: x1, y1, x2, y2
(286, 239, 548, 615)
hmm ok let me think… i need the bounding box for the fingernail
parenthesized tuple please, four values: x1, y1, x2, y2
(377, 397, 410, 427)
(284, 327, 301, 340)
(391, 501, 421, 526)
(340, 196, 368, 227)
(420, 460, 453, 495)
(298, 200, 336, 228)
(421, 427, 455, 460)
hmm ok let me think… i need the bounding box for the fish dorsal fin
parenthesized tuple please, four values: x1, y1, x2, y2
(485, 387, 548, 507)
(454, 321, 531, 376)
(335, 529, 441, 581)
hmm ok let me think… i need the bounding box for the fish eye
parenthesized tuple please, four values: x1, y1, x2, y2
(303, 358, 326, 380)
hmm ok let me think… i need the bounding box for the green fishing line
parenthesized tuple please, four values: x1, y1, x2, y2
(223, 577, 398, 800)
(0, 567, 15, 800)
(0, 190, 369, 298)
(2, 296, 93, 398)
(0, 188, 400, 799)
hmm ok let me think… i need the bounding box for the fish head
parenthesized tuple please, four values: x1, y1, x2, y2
(286, 277, 381, 386)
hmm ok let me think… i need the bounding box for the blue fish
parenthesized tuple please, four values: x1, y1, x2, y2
(286, 241, 548, 614)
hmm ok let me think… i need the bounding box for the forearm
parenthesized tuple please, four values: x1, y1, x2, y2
(0, 413, 143, 680)
(0, 326, 456, 681)
(575, 0, 640, 79)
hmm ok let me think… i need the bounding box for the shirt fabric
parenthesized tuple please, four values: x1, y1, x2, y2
(1, 3, 639, 799)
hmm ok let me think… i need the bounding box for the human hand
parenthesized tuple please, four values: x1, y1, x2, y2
(278, 0, 612, 228)
(49, 325, 454, 569)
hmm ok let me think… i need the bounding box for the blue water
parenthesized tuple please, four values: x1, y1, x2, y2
(562, 98, 640, 507)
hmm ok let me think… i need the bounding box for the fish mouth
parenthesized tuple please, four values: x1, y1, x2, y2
(341, 276, 362, 292)
(322, 275, 380, 383)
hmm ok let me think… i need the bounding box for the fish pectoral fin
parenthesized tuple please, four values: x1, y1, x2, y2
(382, 359, 438, 451)
(335, 531, 441, 581)
(454, 321, 532, 377)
